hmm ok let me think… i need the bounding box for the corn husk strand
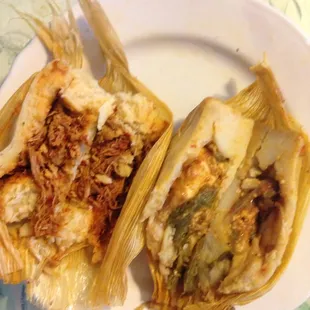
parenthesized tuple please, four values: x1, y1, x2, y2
(0, 74, 36, 151)
(12, 0, 83, 68)
(0, 222, 23, 277)
(79, 0, 173, 306)
(79, 0, 128, 70)
(226, 56, 292, 131)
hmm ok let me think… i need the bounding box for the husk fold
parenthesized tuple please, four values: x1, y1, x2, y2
(13, 0, 83, 68)
(0, 74, 36, 151)
(79, 0, 173, 306)
(146, 58, 310, 310)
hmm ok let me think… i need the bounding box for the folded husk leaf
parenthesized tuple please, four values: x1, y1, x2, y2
(147, 58, 310, 310)
(27, 247, 101, 310)
(79, 0, 173, 306)
(226, 56, 292, 131)
(13, 0, 83, 68)
(0, 74, 36, 151)
(3, 238, 101, 310)
(0, 222, 23, 277)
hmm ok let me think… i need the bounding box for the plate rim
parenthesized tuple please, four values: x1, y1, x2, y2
(2, 0, 310, 90)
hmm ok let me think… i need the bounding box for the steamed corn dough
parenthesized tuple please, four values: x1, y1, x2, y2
(0, 59, 167, 281)
(144, 97, 305, 308)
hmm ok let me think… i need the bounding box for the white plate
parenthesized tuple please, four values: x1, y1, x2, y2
(1, 0, 310, 309)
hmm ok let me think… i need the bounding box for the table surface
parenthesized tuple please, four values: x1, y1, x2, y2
(0, 0, 310, 309)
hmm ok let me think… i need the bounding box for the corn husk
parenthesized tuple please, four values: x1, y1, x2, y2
(3, 238, 101, 310)
(0, 222, 23, 277)
(27, 246, 100, 310)
(78, 0, 173, 307)
(13, 0, 83, 68)
(146, 57, 310, 310)
(0, 74, 36, 151)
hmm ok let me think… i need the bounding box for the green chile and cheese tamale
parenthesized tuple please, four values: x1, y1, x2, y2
(142, 60, 310, 310)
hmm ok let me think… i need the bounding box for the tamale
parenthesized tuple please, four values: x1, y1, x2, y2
(0, 1, 172, 309)
(143, 58, 310, 310)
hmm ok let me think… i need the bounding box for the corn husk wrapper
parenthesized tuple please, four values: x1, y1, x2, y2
(145, 58, 310, 310)
(0, 74, 36, 151)
(78, 0, 173, 306)
(13, 0, 83, 68)
(2, 1, 172, 309)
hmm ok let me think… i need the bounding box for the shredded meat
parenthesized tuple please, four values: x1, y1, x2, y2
(28, 101, 94, 236)
(69, 160, 90, 202)
(231, 165, 282, 255)
(87, 126, 133, 262)
(86, 118, 161, 263)
(88, 179, 125, 263)
(25, 99, 165, 260)
(90, 133, 131, 177)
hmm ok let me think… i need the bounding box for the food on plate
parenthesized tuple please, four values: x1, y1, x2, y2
(0, 1, 172, 309)
(142, 60, 310, 310)
(1, 0, 309, 309)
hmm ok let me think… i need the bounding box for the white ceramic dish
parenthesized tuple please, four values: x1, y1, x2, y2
(1, 0, 310, 309)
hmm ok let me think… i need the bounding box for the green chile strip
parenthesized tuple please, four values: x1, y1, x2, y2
(167, 186, 217, 291)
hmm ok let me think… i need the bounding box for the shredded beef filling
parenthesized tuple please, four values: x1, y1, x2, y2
(87, 126, 132, 263)
(19, 99, 165, 262)
(86, 120, 156, 263)
(28, 101, 94, 237)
